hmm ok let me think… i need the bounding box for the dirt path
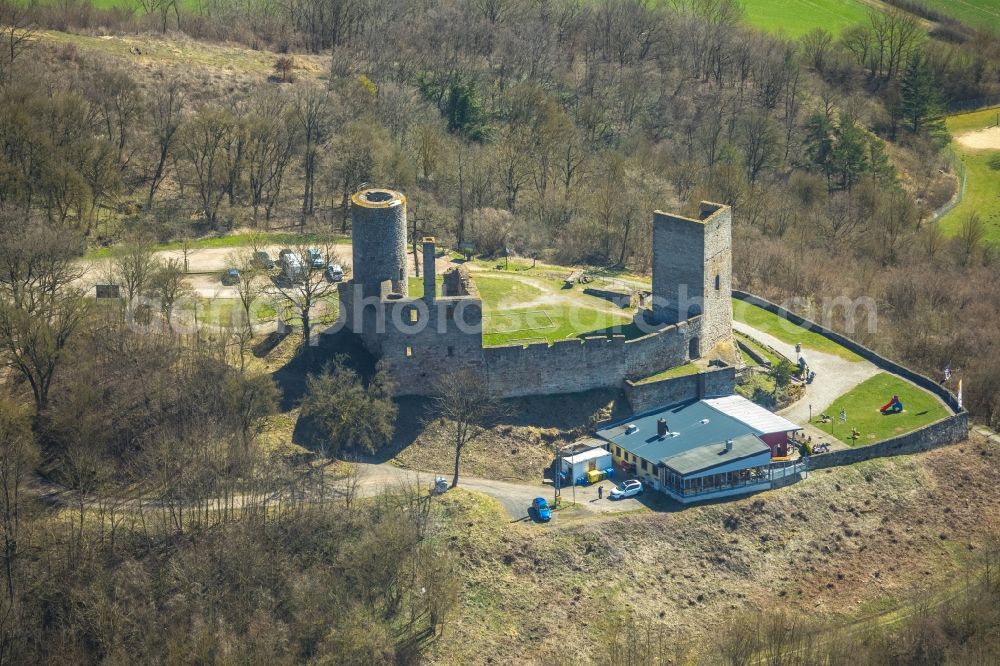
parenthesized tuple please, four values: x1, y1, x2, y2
(475, 270, 630, 316)
(732, 321, 880, 425)
(955, 125, 1000, 150)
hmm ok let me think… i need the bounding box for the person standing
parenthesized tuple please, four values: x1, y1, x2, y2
(598, 485, 603, 500)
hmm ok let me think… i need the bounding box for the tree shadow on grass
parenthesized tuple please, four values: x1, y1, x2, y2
(272, 328, 376, 413)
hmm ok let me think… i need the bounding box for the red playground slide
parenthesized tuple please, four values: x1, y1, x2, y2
(880, 395, 903, 414)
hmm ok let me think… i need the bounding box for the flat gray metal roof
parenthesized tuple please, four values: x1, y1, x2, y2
(595, 396, 795, 472)
(660, 433, 770, 476)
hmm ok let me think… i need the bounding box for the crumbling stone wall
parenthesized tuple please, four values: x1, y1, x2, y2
(442, 265, 478, 297)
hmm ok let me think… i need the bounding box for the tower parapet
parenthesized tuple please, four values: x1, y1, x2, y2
(350, 188, 408, 298)
(651, 202, 732, 356)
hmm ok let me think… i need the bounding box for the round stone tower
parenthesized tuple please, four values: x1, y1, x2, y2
(350, 188, 408, 298)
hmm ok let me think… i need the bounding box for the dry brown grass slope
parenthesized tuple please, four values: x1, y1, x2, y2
(429, 433, 999, 664)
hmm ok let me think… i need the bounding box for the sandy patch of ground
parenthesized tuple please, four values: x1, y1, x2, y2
(955, 125, 1000, 150)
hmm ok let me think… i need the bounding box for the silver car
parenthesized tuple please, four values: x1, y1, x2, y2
(609, 479, 643, 500)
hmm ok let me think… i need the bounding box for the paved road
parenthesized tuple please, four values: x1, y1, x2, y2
(733, 321, 880, 426)
(353, 461, 649, 520)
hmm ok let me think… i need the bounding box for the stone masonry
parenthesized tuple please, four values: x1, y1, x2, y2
(652, 202, 733, 357)
(337, 188, 734, 398)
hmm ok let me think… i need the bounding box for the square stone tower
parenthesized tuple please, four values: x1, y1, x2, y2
(651, 202, 732, 357)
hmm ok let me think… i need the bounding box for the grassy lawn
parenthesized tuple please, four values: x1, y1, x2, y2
(919, 0, 1000, 34)
(741, 0, 870, 37)
(406, 275, 443, 299)
(174, 297, 278, 327)
(482, 306, 632, 347)
(732, 299, 863, 361)
(633, 363, 700, 384)
(941, 107, 1000, 245)
(472, 274, 547, 307)
(814, 373, 950, 445)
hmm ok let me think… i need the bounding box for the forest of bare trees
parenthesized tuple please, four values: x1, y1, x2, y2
(0, 0, 999, 660)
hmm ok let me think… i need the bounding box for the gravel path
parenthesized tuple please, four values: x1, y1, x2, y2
(353, 461, 649, 520)
(732, 321, 880, 425)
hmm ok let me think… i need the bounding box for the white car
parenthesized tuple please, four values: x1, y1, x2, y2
(609, 479, 643, 500)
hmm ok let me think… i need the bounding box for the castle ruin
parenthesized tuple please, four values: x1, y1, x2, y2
(338, 188, 733, 398)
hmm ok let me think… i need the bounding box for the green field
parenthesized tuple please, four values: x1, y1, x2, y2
(732, 299, 863, 361)
(941, 107, 1000, 245)
(475, 273, 633, 346)
(814, 372, 951, 444)
(920, 0, 1000, 34)
(742, 0, 871, 36)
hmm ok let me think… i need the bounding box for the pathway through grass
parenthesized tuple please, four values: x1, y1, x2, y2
(732, 299, 862, 361)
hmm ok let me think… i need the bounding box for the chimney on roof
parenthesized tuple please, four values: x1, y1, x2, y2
(657, 418, 668, 438)
(725, 439, 734, 452)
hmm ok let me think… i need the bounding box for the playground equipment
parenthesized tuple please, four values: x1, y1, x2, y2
(880, 395, 903, 415)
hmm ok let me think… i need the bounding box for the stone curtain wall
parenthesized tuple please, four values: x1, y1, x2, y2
(484, 335, 628, 397)
(482, 318, 704, 398)
(623, 318, 697, 379)
(383, 316, 702, 398)
(809, 412, 970, 469)
(624, 365, 736, 413)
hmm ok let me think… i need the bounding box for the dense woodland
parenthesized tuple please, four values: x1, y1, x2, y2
(1, 0, 1000, 661)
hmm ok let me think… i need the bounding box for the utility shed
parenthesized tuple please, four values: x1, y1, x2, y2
(560, 446, 613, 484)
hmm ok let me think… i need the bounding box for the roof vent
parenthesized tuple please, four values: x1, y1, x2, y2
(725, 439, 734, 452)
(625, 424, 638, 435)
(699, 418, 710, 425)
(657, 418, 668, 437)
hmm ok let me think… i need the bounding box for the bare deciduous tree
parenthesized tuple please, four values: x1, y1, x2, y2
(430, 369, 504, 488)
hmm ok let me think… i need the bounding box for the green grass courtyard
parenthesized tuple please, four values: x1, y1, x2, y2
(814, 373, 951, 445)
(732, 299, 863, 361)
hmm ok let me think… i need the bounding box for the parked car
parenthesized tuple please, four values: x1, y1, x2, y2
(609, 479, 643, 500)
(530, 497, 552, 522)
(325, 263, 344, 282)
(281, 254, 305, 282)
(431, 477, 449, 495)
(221, 268, 240, 286)
(306, 248, 325, 268)
(253, 251, 275, 269)
(278, 248, 295, 261)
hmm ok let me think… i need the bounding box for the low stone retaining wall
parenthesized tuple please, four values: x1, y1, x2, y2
(735, 337, 772, 368)
(809, 412, 969, 469)
(624, 364, 735, 414)
(732, 290, 971, 468)
(732, 290, 963, 414)
(583, 286, 631, 308)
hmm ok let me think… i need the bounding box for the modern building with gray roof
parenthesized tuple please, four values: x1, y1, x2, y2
(595, 396, 802, 503)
